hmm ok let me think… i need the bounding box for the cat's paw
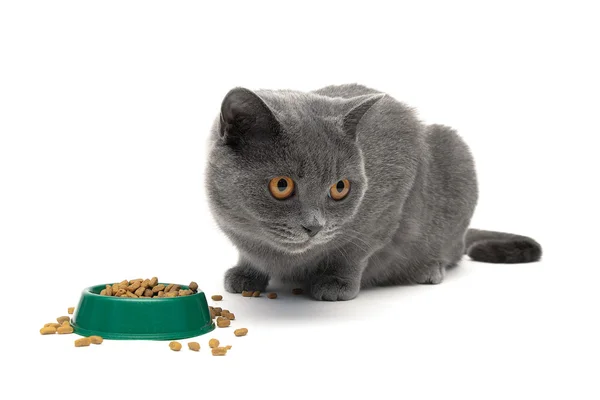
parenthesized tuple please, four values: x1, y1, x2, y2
(310, 275, 360, 301)
(413, 265, 446, 285)
(224, 266, 269, 293)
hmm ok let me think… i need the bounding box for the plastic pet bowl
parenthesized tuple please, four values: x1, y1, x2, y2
(71, 284, 215, 340)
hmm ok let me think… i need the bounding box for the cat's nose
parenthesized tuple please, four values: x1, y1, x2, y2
(302, 224, 323, 237)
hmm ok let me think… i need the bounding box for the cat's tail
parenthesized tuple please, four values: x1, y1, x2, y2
(464, 229, 542, 263)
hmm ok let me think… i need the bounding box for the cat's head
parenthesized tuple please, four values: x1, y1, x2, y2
(206, 87, 383, 254)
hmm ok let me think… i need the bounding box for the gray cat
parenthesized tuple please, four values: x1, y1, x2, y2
(205, 84, 541, 301)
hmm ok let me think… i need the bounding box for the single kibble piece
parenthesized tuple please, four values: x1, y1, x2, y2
(165, 284, 174, 293)
(68, 307, 75, 314)
(141, 279, 150, 288)
(119, 280, 129, 287)
(165, 291, 178, 298)
(115, 288, 126, 297)
(129, 278, 143, 284)
(89, 336, 103, 344)
(252, 291, 261, 297)
(217, 317, 231, 328)
(211, 347, 228, 356)
(134, 286, 145, 297)
(188, 281, 198, 292)
(152, 284, 165, 293)
(171, 284, 181, 293)
(213, 307, 222, 316)
(144, 289, 153, 297)
(241, 290, 253, 297)
(112, 283, 119, 292)
(267, 292, 277, 299)
(127, 281, 141, 292)
(211, 295, 223, 301)
(40, 326, 57, 335)
(179, 289, 193, 296)
(100, 289, 107, 296)
(105, 285, 113, 296)
(222, 312, 235, 320)
(188, 342, 200, 351)
(292, 288, 304, 295)
(75, 337, 92, 347)
(234, 328, 248, 337)
(61, 321, 70, 326)
(149, 277, 158, 288)
(157, 291, 165, 298)
(209, 338, 219, 348)
(169, 341, 182, 351)
(225, 345, 232, 350)
(57, 316, 70, 324)
(57, 325, 74, 334)
(126, 291, 138, 298)
(44, 322, 61, 328)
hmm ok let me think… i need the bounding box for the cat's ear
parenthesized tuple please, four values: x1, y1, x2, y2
(219, 87, 281, 146)
(342, 94, 386, 140)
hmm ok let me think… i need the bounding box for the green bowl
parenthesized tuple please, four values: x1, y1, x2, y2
(71, 283, 215, 340)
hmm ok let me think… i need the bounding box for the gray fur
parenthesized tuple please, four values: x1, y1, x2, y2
(205, 84, 542, 301)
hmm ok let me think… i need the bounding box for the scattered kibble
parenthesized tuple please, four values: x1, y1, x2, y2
(169, 341, 182, 351)
(225, 345, 232, 350)
(211, 347, 228, 356)
(40, 326, 57, 335)
(68, 307, 75, 314)
(222, 311, 235, 320)
(234, 328, 248, 337)
(90, 336, 103, 344)
(252, 291, 261, 297)
(75, 337, 92, 347)
(57, 325, 74, 334)
(188, 342, 200, 351)
(292, 288, 304, 295)
(211, 295, 223, 301)
(189, 281, 198, 292)
(217, 317, 231, 328)
(57, 316, 70, 324)
(209, 339, 220, 348)
(267, 292, 277, 299)
(241, 290, 253, 297)
(44, 322, 60, 329)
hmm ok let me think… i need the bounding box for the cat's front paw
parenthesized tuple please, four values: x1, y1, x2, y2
(224, 265, 269, 293)
(310, 275, 360, 301)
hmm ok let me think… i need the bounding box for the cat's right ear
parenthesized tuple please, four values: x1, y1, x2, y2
(219, 88, 281, 146)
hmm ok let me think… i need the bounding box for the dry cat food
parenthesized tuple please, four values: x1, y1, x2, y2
(40, 326, 57, 335)
(252, 291, 261, 297)
(221, 310, 235, 320)
(209, 338, 220, 348)
(74, 337, 92, 347)
(68, 307, 75, 314)
(188, 342, 200, 351)
(292, 288, 304, 295)
(57, 325, 74, 334)
(241, 290, 253, 297)
(234, 328, 248, 337)
(211, 347, 228, 356)
(90, 336, 103, 344)
(98, 278, 199, 298)
(57, 316, 70, 324)
(211, 295, 223, 301)
(169, 341, 182, 351)
(267, 292, 277, 299)
(217, 317, 231, 328)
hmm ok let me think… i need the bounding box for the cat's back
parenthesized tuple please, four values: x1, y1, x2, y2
(312, 83, 382, 98)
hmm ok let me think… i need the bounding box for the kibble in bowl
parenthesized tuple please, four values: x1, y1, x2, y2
(71, 278, 215, 340)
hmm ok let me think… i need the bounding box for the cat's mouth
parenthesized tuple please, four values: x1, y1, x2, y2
(264, 228, 334, 254)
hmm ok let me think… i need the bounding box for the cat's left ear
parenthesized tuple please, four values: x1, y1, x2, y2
(342, 94, 386, 140)
(219, 87, 281, 146)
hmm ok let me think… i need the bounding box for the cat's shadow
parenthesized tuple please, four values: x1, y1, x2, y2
(228, 264, 466, 323)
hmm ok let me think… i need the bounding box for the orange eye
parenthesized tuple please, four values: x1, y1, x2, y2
(269, 176, 295, 200)
(330, 179, 350, 200)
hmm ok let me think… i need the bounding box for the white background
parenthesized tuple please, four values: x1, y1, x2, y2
(1, 1, 598, 399)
